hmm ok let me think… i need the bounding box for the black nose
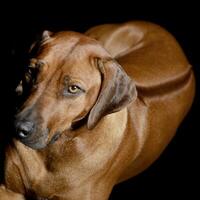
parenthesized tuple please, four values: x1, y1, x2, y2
(15, 120, 35, 139)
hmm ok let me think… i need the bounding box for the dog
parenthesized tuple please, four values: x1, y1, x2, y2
(0, 21, 195, 199)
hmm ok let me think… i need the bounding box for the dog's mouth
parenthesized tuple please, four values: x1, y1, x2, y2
(18, 129, 62, 150)
(18, 129, 48, 150)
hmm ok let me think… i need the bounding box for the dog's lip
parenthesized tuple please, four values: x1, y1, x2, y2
(17, 129, 63, 149)
(19, 134, 48, 149)
(48, 132, 61, 145)
(19, 137, 47, 150)
(47, 129, 76, 146)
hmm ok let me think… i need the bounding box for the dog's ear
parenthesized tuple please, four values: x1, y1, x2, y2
(41, 30, 53, 40)
(29, 30, 53, 55)
(87, 58, 137, 129)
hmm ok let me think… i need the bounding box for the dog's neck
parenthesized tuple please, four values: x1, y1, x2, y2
(5, 108, 134, 199)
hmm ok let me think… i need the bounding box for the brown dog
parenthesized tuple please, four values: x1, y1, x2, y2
(0, 21, 195, 200)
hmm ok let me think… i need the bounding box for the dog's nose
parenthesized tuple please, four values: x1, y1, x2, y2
(15, 120, 35, 139)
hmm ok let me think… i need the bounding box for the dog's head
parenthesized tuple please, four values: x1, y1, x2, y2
(14, 30, 137, 149)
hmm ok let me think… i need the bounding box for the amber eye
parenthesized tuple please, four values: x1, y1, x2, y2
(63, 78, 85, 97)
(68, 85, 80, 94)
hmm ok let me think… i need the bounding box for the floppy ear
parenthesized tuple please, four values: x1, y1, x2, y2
(87, 58, 137, 129)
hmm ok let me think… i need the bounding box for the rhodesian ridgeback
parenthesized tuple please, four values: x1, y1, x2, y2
(0, 21, 195, 200)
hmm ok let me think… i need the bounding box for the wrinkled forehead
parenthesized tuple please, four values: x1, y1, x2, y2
(34, 31, 108, 66)
(31, 31, 107, 84)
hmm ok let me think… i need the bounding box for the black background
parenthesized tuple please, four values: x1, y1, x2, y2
(1, 1, 199, 199)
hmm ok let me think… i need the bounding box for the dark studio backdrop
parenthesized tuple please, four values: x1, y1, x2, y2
(1, 1, 199, 199)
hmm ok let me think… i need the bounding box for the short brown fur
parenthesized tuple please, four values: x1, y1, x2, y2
(0, 21, 195, 200)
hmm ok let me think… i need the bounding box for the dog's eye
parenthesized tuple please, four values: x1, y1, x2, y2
(63, 84, 85, 97)
(68, 85, 81, 94)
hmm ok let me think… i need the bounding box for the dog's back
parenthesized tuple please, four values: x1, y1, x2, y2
(86, 21, 191, 87)
(86, 21, 195, 181)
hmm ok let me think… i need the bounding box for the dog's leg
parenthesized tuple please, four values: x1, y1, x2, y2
(0, 185, 25, 200)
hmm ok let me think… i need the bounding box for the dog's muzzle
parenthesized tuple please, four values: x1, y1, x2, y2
(14, 118, 49, 149)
